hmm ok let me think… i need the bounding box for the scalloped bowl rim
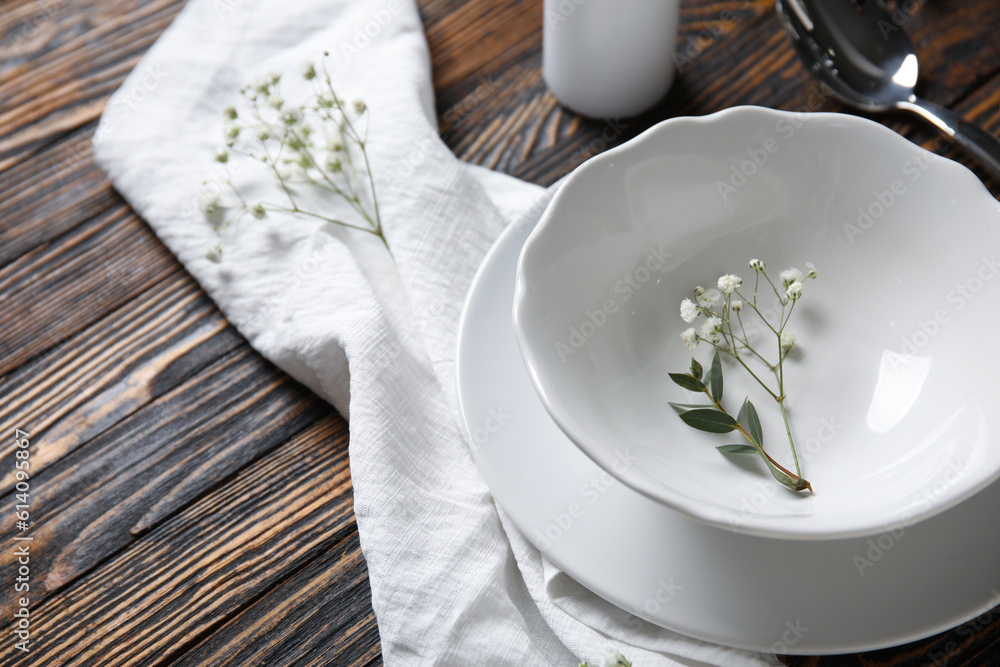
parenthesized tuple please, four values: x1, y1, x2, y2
(512, 105, 1000, 540)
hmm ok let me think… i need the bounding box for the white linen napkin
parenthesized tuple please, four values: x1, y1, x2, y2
(92, 1, 779, 664)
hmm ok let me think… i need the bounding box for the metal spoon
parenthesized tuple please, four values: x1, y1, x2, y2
(775, 0, 1000, 181)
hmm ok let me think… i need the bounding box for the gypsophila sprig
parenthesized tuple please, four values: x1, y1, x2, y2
(579, 649, 632, 667)
(668, 262, 819, 493)
(201, 52, 386, 261)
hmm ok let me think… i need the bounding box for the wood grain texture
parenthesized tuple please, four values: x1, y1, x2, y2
(0, 199, 179, 377)
(172, 532, 381, 667)
(0, 272, 240, 494)
(0, 416, 355, 666)
(0, 0, 189, 168)
(0, 344, 328, 611)
(0, 123, 116, 267)
(2, 0, 1000, 664)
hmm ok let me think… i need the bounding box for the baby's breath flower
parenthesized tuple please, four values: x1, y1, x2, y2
(780, 330, 797, 352)
(669, 257, 815, 493)
(326, 130, 344, 151)
(603, 650, 632, 667)
(717, 274, 742, 294)
(700, 316, 722, 338)
(697, 288, 722, 308)
(205, 245, 222, 263)
(196, 188, 220, 214)
(780, 267, 804, 286)
(680, 298, 699, 323)
(681, 327, 698, 351)
(209, 62, 385, 265)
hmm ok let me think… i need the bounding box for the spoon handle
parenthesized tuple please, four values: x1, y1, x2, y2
(899, 98, 1000, 183)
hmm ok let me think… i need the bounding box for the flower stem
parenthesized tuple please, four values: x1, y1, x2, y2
(699, 387, 808, 486)
(777, 397, 802, 477)
(710, 342, 780, 402)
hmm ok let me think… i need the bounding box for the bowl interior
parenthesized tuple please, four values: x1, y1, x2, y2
(514, 106, 1000, 539)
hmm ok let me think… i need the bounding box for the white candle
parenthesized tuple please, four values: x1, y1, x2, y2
(543, 0, 682, 118)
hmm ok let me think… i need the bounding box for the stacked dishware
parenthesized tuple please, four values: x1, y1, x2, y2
(456, 105, 1000, 654)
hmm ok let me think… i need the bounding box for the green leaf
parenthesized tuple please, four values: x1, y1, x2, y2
(690, 358, 703, 380)
(736, 397, 748, 425)
(760, 457, 813, 493)
(709, 351, 723, 403)
(668, 402, 713, 411)
(668, 373, 705, 393)
(717, 444, 758, 455)
(678, 409, 738, 434)
(745, 400, 764, 448)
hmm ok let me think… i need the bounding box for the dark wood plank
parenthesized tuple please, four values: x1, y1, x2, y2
(0, 201, 178, 377)
(0, 271, 241, 494)
(0, 0, 188, 168)
(172, 531, 381, 667)
(423, 0, 540, 95)
(0, 415, 354, 667)
(0, 123, 116, 267)
(0, 344, 328, 613)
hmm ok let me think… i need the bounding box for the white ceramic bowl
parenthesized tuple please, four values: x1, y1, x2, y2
(513, 106, 1000, 540)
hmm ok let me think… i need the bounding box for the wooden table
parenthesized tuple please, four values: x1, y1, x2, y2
(2, 0, 999, 664)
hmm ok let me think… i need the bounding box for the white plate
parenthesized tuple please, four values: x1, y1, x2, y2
(456, 210, 1000, 655)
(512, 107, 1000, 539)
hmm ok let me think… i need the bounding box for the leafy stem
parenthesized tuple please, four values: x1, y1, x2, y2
(673, 262, 817, 493)
(669, 355, 811, 493)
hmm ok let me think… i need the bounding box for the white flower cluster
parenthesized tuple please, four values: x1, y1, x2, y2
(199, 54, 385, 261)
(676, 273, 743, 349)
(718, 273, 742, 294)
(779, 265, 818, 301)
(676, 262, 817, 355)
(213, 62, 368, 194)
